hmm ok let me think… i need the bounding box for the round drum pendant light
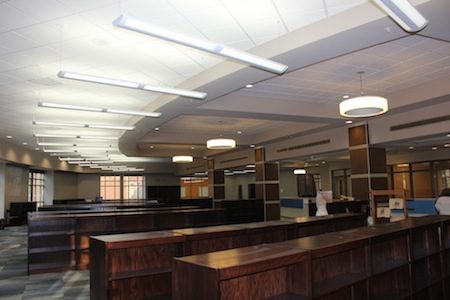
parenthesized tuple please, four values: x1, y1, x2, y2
(293, 169, 306, 175)
(206, 138, 236, 150)
(339, 71, 388, 118)
(339, 96, 388, 118)
(172, 155, 193, 163)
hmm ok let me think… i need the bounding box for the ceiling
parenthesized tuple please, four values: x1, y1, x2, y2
(0, 0, 449, 171)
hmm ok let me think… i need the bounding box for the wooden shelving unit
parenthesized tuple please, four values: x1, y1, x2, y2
(173, 244, 311, 300)
(369, 189, 408, 224)
(27, 208, 225, 274)
(408, 217, 446, 300)
(278, 234, 370, 299)
(90, 213, 366, 300)
(90, 231, 185, 300)
(170, 216, 450, 300)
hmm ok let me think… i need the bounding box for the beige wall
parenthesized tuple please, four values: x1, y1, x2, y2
(279, 170, 298, 197)
(5, 164, 29, 210)
(146, 174, 180, 186)
(224, 173, 255, 200)
(77, 174, 100, 200)
(54, 171, 78, 200)
(0, 139, 83, 172)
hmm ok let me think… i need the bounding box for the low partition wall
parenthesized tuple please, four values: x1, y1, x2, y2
(173, 215, 450, 300)
(34, 205, 200, 215)
(38, 202, 166, 211)
(28, 208, 225, 274)
(89, 213, 366, 300)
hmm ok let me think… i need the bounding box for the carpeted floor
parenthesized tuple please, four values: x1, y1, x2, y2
(0, 226, 90, 299)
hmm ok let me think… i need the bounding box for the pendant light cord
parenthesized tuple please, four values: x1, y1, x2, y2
(358, 71, 365, 96)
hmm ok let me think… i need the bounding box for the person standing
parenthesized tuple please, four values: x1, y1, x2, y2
(435, 188, 450, 215)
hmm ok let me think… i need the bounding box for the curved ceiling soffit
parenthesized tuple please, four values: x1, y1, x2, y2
(119, 0, 438, 156)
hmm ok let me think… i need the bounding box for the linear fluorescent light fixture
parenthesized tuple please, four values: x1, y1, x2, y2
(33, 121, 135, 131)
(372, 0, 428, 32)
(34, 133, 118, 140)
(113, 15, 288, 75)
(39, 101, 161, 118)
(58, 71, 206, 100)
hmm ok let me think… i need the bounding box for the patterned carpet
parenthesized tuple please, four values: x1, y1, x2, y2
(0, 226, 90, 300)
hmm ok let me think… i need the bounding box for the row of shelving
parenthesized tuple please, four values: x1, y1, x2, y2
(172, 215, 450, 300)
(27, 207, 225, 274)
(89, 213, 366, 300)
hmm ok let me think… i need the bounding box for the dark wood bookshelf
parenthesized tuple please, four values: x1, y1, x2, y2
(173, 245, 311, 300)
(90, 213, 366, 300)
(170, 215, 450, 300)
(28, 207, 224, 274)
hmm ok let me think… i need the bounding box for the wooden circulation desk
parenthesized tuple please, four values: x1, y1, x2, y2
(28, 208, 224, 274)
(90, 213, 366, 300)
(173, 215, 450, 300)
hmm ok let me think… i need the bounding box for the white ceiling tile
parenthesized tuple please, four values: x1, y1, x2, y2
(0, 59, 15, 72)
(20, 46, 60, 65)
(226, 40, 256, 51)
(80, 3, 122, 30)
(182, 6, 237, 33)
(0, 31, 40, 52)
(57, 0, 116, 12)
(166, 0, 222, 14)
(15, 22, 63, 46)
(280, 11, 326, 32)
(0, 3, 39, 30)
(9, 0, 72, 22)
(324, 0, 367, 16)
(46, 15, 104, 41)
(274, 0, 325, 16)
(1, 52, 38, 69)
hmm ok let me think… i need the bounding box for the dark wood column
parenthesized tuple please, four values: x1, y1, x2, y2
(349, 124, 388, 203)
(207, 159, 224, 208)
(255, 148, 280, 220)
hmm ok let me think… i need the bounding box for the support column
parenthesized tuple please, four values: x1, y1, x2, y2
(44, 170, 54, 206)
(349, 124, 388, 203)
(207, 159, 224, 208)
(255, 148, 280, 220)
(0, 162, 5, 221)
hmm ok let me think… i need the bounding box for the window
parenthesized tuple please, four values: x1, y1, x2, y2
(123, 175, 146, 200)
(388, 160, 450, 198)
(100, 175, 146, 200)
(332, 169, 350, 198)
(180, 177, 209, 199)
(28, 170, 44, 207)
(297, 174, 317, 197)
(100, 176, 121, 200)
